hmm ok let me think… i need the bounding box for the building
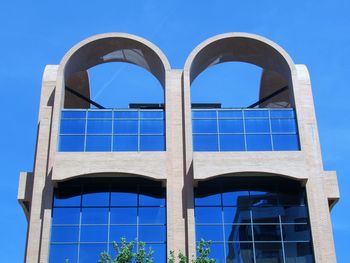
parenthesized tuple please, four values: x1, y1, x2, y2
(18, 32, 339, 263)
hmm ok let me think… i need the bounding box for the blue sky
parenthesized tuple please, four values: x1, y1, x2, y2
(0, 0, 349, 262)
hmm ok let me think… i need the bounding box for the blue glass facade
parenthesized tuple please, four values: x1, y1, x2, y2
(192, 108, 299, 152)
(49, 179, 166, 263)
(59, 110, 165, 152)
(195, 177, 314, 263)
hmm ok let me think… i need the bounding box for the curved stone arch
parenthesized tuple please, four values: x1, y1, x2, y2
(184, 32, 297, 106)
(53, 172, 166, 184)
(195, 170, 308, 183)
(55, 32, 171, 108)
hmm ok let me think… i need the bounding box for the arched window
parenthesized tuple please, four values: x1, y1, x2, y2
(186, 34, 300, 152)
(49, 177, 166, 263)
(194, 176, 314, 263)
(57, 34, 169, 152)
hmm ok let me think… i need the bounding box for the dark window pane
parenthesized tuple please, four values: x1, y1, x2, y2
(252, 207, 282, 223)
(139, 226, 166, 242)
(245, 119, 270, 133)
(283, 224, 311, 241)
(270, 109, 295, 118)
(139, 207, 165, 224)
(246, 134, 272, 151)
(280, 206, 308, 223)
(193, 134, 219, 151)
(114, 111, 138, 118)
(87, 120, 112, 134)
(273, 134, 300, 151)
(82, 191, 109, 207)
(85, 136, 111, 152)
(145, 244, 166, 263)
(79, 243, 108, 263)
(110, 208, 137, 224)
(255, 242, 284, 263)
(80, 226, 108, 242)
(59, 136, 85, 152)
(110, 226, 137, 241)
(218, 110, 243, 118)
(114, 120, 138, 134)
(271, 119, 297, 133)
(139, 187, 165, 206)
(54, 188, 81, 207)
(219, 119, 244, 133)
(61, 111, 86, 119)
(219, 134, 245, 151)
(192, 110, 217, 118)
(223, 191, 250, 206)
(113, 135, 138, 151)
(226, 242, 254, 263)
(253, 224, 281, 241)
(111, 191, 137, 206)
(140, 120, 164, 134)
(195, 226, 223, 242)
(244, 110, 269, 118)
(52, 208, 80, 225)
(51, 226, 79, 242)
(284, 242, 315, 263)
(192, 119, 217, 133)
(224, 225, 252, 242)
(60, 119, 86, 134)
(49, 244, 78, 263)
(195, 193, 221, 206)
(195, 207, 222, 224)
(250, 191, 278, 207)
(140, 111, 164, 119)
(139, 135, 165, 151)
(81, 208, 109, 224)
(223, 208, 251, 224)
(87, 111, 112, 118)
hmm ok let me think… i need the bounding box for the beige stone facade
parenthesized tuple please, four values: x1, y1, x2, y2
(18, 32, 339, 262)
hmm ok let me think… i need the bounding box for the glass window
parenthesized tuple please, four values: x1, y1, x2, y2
(206, 243, 225, 263)
(245, 119, 270, 133)
(114, 111, 138, 118)
(51, 226, 79, 242)
(52, 208, 80, 225)
(110, 208, 137, 224)
(193, 134, 219, 151)
(246, 134, 272, 151)
(225, 242, 254, 263)
(195, 207, 222, 224)
(218, 110, 243, 118)
(282, 224, 311, 241)
(195, 193, 221, 206)
(139, 186, 165, 206)
(49, 244, 78, 263)
(222, 191, 250, 206)
(82, 191, 109, 207)
(196, 225, 224, 242)
(192, 110, 217, 118)
(219, 134, 245, 151)
(270, 109, 295, 118)
(139, 207, 166, 224)
(80, 225, 108, 242)
(53, 188, 81, 207)
(111, 191, 137, 206)
(140, 111, 164, 119)
(113, 135, 138, 151)
(139, 225, 166, 242)
(244, 110, 269, 118)
(81, 208, 109, 224)
(114, 120, 138, 134)
(271, 119, 297, 133)
(255, 243, 284, 263)
(87, 120, 112, 134)
(79, 243, 108, 263)
(192, 119, 217, 133)
(284, 242, 315, 263)
(59, 135, 85, 152)
(219, 119, 244, 133)
(60, 119, 86, 134)
(146, 244, 166, 263)
(85, 136, 111, 152)
(224, 225, 252, 242)
(61, 110, 86, 119)
(88, 111, 112, 118)
(109, 226, 137, 242)
(139, 135, 165, 151)
(140, 120, 164, 134)
(273, 134, 299, 151)
(253, 224, 281, 241)
(223, 208, 251, 225)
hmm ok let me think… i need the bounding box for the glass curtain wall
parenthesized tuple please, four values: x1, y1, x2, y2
(192, 108, 299, 152)
(194, 177, 314, 263)
(49, 178, 166, 263)
(59, 109, 165, 152)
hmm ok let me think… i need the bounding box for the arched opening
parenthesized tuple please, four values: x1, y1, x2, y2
(57, 34, 170, 152)
(186, 33, 300, 152)
(194, 175, 314, 262)
(49, 177, 166, 263)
